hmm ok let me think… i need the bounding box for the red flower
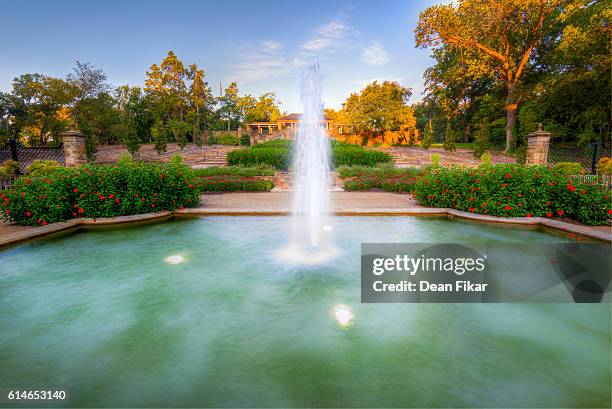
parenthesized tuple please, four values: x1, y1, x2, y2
(115, 199, 120, 203)
(42, 221, 48, 226)
(546, 212, 553, 217)
(608, 210, 612, 215)
(134, 193, 139, 197)
(73, 188, 78, 193)
(109, 194, 114, 199)
(545, 201, 551, 206)
(25, 211, 31, 217)
(526, 213, 532, 218)
(151, 203, 155, 208)
(501, 183, 507, 188)
(38, 195, 44, 199)
(99, 196, 105, 200)
(566, 185, 576, 192)
(78, 208, 84, 213)
(505, 173, 511, 179)
(141, 197, 145, 202)
(469, 197, 473, 202)
(504, 205, 511, 211)
(153, 193, 157, 197)
(469, 207, 475, 212)
(25, 179, 31, 185)
(557, 210, 564, 216)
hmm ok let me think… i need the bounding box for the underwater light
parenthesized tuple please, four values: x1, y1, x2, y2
(164, 255, 185, 265)
(333, 304, 354, 327)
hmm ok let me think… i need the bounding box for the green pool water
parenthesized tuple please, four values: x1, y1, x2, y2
(0, 217, 610, 408)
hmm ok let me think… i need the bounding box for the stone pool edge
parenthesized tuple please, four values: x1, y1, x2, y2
(1, 208, 610, 248)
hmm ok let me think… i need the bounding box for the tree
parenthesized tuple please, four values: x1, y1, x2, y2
(151, 120, 167, 154)
(11, 73, 75, 145)
(422, 119, 433, 149)
(340, 81, 414, 135)
(416, 0, 567, 152)
(67, 61, 110, 128)
(240, 93, 281, 123)
(77, 92, 119, 160)
(217, 82, 241, 131)
(188, 63, 212, 145)
(443, 122, 457, 152)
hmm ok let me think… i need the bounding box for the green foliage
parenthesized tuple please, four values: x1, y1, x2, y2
(151, 120, 167, 154)
(430, 153, 441, 167)
(227, 147, 290, 170)
(240, 133, 251, 146)
(595, 157, 612, 175)
(421, 120, 433, 149)
(216, 133, 239, 145)
(199, 176, 273, 192)
(191, 165, 275, 177)
(480, 152, 492, 166)
(332, 146, 393, 167)
(515, 145, 527, 165)
(443, 123, 456, 152)
(551, 162, 583, 176)
(474, 121, 489, 158)
(413, 164, 611, 225)
(113, 117, 140, 157)
(339, 165, 421, 192)
(0, 161, 201, 226)
(26, 160, 62, 176)
(0, 160, 19, 176)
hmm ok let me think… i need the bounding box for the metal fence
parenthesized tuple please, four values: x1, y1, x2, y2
(548, 141, 610, 173)
(0, 175, 17, 191)
(0, 140, 64, 173)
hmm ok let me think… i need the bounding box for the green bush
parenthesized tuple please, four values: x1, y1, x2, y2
(216, 133, 239, 145)
(240, 133, 251, 146)
(192, 165, 275, 177)
(480, 152, 492, 166)
(430, 153, 441, 167)
(413, 164, 611, 225)
(27, 160, 62, 176)
(207, 134, 218, 145)
(339, 165, 421, 192)
(227, 147, 290, 170)
(199, 175, 273, 192)
(337, 164, 420, 179)
(551, 162, 583, 176)
(0, 160, 201, 226)
(0, 160, 19, 176)
(595, 157, 612, 175)
(228, 139, 392, 170)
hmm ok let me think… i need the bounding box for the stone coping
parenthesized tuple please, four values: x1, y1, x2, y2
(1, 209, 610, 249)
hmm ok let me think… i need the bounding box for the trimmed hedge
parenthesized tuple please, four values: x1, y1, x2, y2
(192, 165, 275, 177)
(0, 160, 201, 226)
(413, 164, 611, 225)
(339, 165, 421, 192)
(199, 175, 274, 192)
(227, 139, 392, 170)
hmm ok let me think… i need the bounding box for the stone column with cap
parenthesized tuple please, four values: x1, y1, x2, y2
(526, 123, 551, 165)
(61, 129, 87, 167)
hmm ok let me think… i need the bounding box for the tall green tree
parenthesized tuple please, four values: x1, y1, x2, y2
(217, 82, 241, 131)
(416, 0, 567, 152)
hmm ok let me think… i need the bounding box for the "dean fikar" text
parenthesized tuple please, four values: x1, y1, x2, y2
(371, 254, 488, 293)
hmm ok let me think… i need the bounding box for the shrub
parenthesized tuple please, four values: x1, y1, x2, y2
(0, 160, 19, 176)
(227, 147, 290, 170)
(413, 164, 611, 225)
(422, 121, 433, 150)
(199, 175, 273, 192)
(595, 157, 612, 175)
(207, 134, 218, 145)
(216, 133, 239, 145)
(339, 165, 421, 192)
(27, 160, 62, 176)
(0, 161, 201, 226)
(192, 165, 275, 177)
(228, 139, 392, 169)
(480, 152, 492, 166)
(430, 153, 441, 167)
(240, 133, 251, 146)
(551, 162, 583, 176)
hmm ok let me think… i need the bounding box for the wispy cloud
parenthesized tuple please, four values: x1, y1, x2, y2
(360, 40, 390, 66)
(230, 40, 303, 83)
(301, 19, 355, 52)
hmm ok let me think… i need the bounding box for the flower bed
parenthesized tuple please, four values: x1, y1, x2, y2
(413, 164, 611, 225)
(0, 160, 201, 226)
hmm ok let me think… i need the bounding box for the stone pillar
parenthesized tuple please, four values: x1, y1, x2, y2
(62, 129, 87, 167)
(526, 123, 551, 165)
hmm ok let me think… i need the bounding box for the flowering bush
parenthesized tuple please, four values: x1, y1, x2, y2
(413, 164, 611, 225)
(0, 160, 201, 226)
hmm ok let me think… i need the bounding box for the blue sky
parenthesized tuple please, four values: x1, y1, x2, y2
(1, 0, 437, 112)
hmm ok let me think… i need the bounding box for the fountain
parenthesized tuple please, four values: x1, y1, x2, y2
(278, 64, 336, 264)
